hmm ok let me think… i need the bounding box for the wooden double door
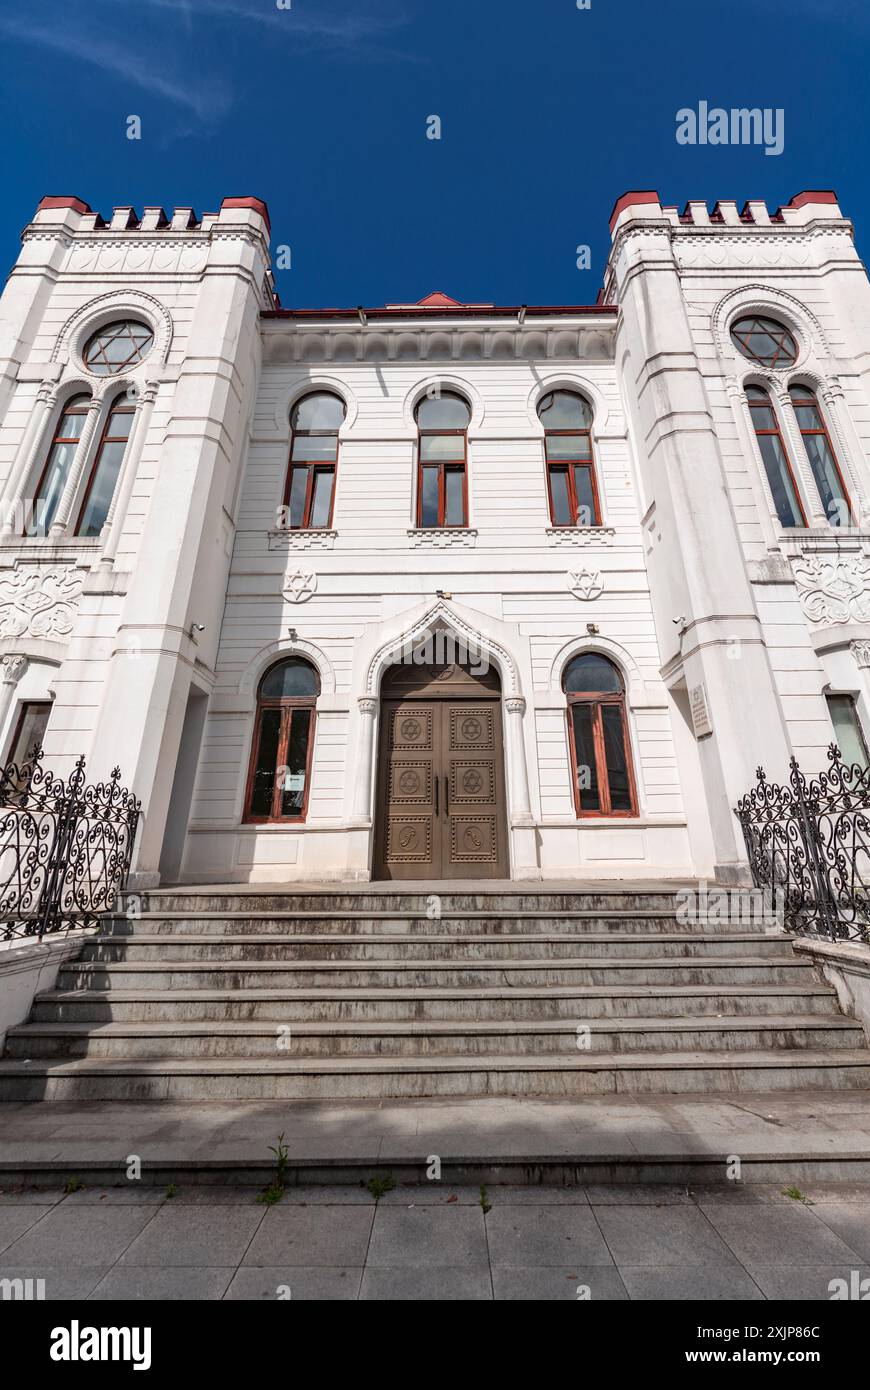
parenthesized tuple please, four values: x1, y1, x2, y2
(374, 664, 508, 880)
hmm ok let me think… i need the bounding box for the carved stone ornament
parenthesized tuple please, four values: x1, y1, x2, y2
(567, 566, 604, 602)
(283, 569, 318, 604)
(0, 567, 84, 640)
(791, 555, 870, 626)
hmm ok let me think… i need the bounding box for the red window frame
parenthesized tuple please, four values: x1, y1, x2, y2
(788, 385, 851, 524)
(244, 696, 317, 823)
(416, 430, 468, 528)
(544, 429, 602, 528)
(731, 316, 798, 369)
(746, 388, 808, 528)
(26, 395, 90, 536)
(74, 395, 134, 536)
(565, 683, 637, 818)
(282, 403, 341, 531)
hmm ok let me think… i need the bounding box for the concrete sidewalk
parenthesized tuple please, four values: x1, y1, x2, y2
(1, 1179, 869, 1300)
(3, 1091, 870, 1186)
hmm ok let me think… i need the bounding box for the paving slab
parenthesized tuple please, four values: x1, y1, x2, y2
(745, 1264, 870, 1300)
(796, 1205, 870, 1263)
(592, 1204, 737, 1267)
(2, 1203, 156, 1266)
(491, 1265, 629, 1300)
(366, 1205, 488, 1268)
(0, 1204, 55, 1253)
(0, 1265, 110, 1299)
(618, 1264, 765, 1300)
(118, 1206, 264, 1267)
(242, 1205, 374, 1267)
(224, 1266, 363, 1300)
(89, 1266, 235, 1300)
(359, 1265, 492, 1300)
(701, 1203, 866, 1266)
(486, 1205, 614, 1267)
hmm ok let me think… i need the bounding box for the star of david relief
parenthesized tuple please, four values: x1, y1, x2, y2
(567, 566, 604, 602)
(400, 717, 422, 740)
(460, 716, 482, 741)
(283, 569, 317, 603)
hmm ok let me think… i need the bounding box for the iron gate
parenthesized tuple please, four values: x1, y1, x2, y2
(735, 744, 870, 944)
(0, 747, 140, 942)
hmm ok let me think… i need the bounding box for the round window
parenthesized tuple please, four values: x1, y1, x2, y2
(84, 320, 154, 375)
(730, 315, 798, 369)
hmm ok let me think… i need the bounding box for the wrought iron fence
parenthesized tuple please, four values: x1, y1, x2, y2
(0, 747, 140, 942)
(735, 744, 870, 945)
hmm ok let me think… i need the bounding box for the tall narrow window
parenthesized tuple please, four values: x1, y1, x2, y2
(563, 653, 636, 816)
(283, 392, 345, 530)
(826, 694, 869, 771)
(75, 393, 134, 537)
(789, 385, 851, 526)
(538, 390, 601, 527)
(416, 392, 470, 528)
(746, 385, 806, 528)
(26, 394, 90, 536)
(245, 658, 319, 821)
(7, 701, 51, 767)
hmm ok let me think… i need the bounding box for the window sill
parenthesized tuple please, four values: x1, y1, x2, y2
(545, 525, 615, 547)
(407, 528, 478, 549)
(268, 528, 337, 551)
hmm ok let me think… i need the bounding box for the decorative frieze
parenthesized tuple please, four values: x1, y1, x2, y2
(0, 566, 84, 640)
(269, 529, 337, 552)
(407, 528, 478, 549)
(546, 526, 615, 548)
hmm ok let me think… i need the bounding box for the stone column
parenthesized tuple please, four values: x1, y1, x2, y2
(0, 385, 55, 535)
(0, 654, 28, 751)
(504, 695, 533, 823)
(351, 696, 378, 823)
(49, 396, 104, 537)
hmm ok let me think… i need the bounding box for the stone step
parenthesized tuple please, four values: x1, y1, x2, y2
(6, 1014, 863, 1060)
(79, 931, 793, 962)
(144, 889, 696, 915)
(56, 955, 813, 991)
(2, 1048, 870, 1101)
(33, 982, 841, 1023)
(103, 910, 758, 936)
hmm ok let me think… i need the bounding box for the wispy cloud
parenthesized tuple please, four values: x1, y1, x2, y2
(141, 0, 412, 49)
(0, 11, 229, 122)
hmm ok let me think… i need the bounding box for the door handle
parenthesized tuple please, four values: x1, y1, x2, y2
(444, 773, 449, 817)
(434, 774, 439, 817)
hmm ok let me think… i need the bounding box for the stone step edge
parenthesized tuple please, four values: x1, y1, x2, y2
(3, 1153, 869, 1188)
(113, 909, 707, 921)
(9, 1013, 860, 1039)
(60, 954, 809, 973)
(87, 931, 793, 946)
(2, 1049, 870, 1077)
(35, 982, 837, 1004)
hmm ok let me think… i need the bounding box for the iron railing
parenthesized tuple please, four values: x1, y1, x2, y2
(0, 747, 140, 942)
(735, 744, 870, 945)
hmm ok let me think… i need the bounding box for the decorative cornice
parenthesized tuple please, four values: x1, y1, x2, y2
(407, 528, 478, 549)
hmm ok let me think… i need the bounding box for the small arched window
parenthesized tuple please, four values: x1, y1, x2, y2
(245, 658, 320, 821)
(75, 392, 135, 536)
(537, 390, 601, 527)
(745, 386, 806, 528)
(563, 653, 636, 816)
(283, 392, 345, 530)
(731, 316, 798, 369)
(26, 394, 90, 536)
(415, 391, 471, 528)
(788, 385, 851, 526)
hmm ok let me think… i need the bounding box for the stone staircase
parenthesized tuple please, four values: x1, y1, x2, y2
(2, 885, 870, 1100)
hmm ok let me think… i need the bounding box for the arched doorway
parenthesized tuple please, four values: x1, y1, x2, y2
(373, 656, 508, 880)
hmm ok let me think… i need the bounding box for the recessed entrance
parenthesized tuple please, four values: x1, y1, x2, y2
(374, 660, 509, 880)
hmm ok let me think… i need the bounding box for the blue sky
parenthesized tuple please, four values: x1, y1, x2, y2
(0, 0, 867, 307)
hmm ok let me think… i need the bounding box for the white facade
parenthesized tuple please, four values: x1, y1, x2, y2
(1, 188, 869, 886)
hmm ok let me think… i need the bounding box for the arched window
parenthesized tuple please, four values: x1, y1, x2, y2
(563, 653, 636, 816)
(25, 394, 90, 536)
(245, 658, 320, 821)
(537, 390, 601, 527)
(83, 320, 153, 375)
(415, 392, 471, 528)
(283, 392, 345, 530)
(731, 315, 798, 369)
(75, 392, 135, 536)
(789, 385, 851, 526)
(745, 386, 806, 528)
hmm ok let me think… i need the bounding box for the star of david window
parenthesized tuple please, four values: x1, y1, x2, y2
(730, 315, 798, 369)
(83, 321, 154, 375)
